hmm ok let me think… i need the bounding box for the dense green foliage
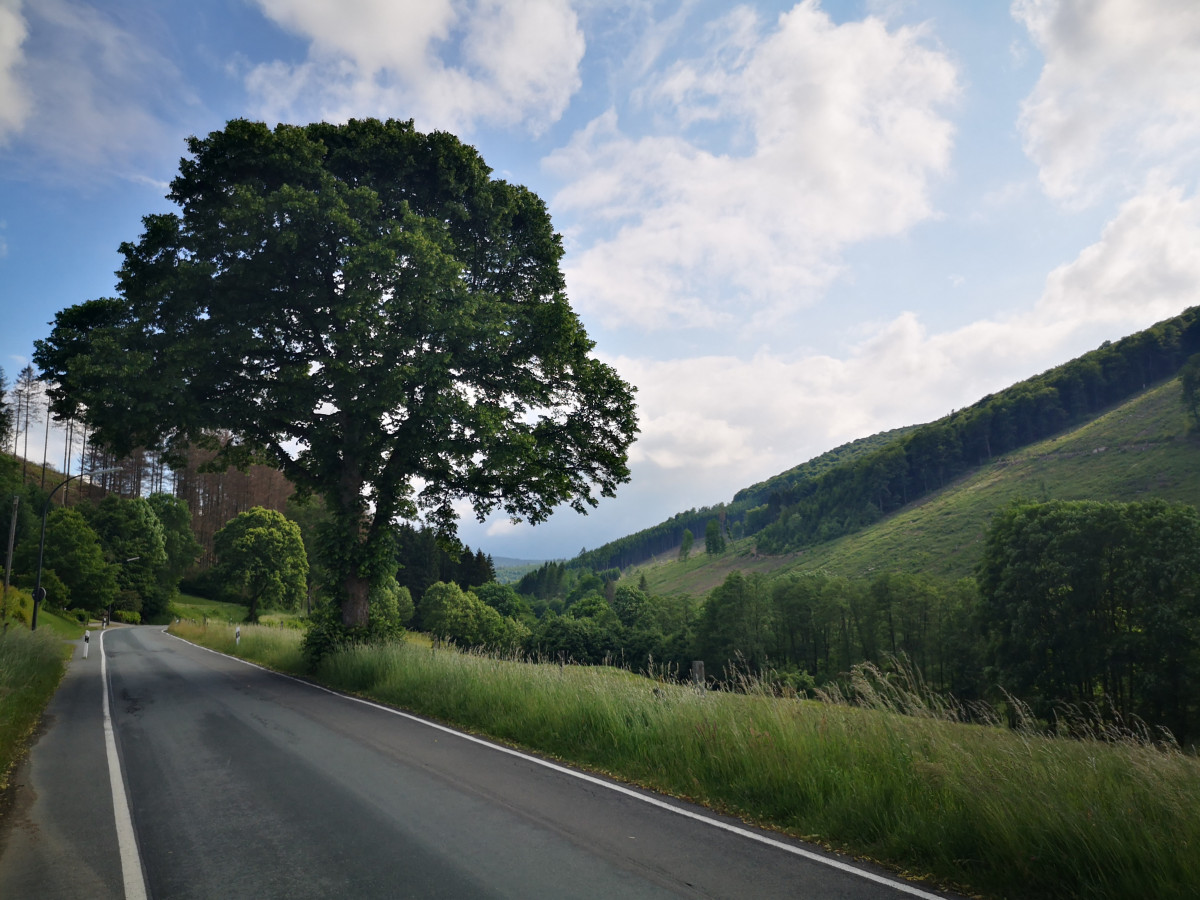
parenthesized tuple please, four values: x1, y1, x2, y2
(84, 494, 169, 620)
(146, 492, 202, 591)
(393, 523, 495, 603)
(23, 508, 118, 611)
(571, 504, 727, 571)
(1, 455, 200, 624)
(979, 498, 1200, 740)
(35, 117, 638, 633)
(213, 507, 308, 622)
(571, 428, 916, 573)
(704, 517, 726, 555)
(418, 581, 527, 652)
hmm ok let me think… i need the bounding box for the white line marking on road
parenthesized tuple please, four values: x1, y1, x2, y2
(100, 630, 149, 900)
(165, 630, 949, 899)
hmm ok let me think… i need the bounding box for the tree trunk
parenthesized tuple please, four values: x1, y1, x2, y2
(341, 572, 370, 629)
(335, 438, 370, 630)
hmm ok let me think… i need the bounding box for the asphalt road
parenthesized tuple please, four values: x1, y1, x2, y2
(1, 627, 962, 899)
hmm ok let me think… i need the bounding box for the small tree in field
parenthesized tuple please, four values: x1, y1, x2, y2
(679, 528, 693, 561)
(214, 507, 307, 622)
(704, 519, 725, 556)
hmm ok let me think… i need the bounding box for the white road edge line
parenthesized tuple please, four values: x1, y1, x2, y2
(100, 630, 149, 900)
(164, 629, 948, 900)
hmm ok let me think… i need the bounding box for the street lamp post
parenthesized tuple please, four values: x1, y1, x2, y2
(31, 466, 123, 632)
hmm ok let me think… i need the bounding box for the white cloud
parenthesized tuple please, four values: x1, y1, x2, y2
(612, 182, 1200, 506)
(1032, 181, 1200, 327)
(548, 1, 958, 332)
(246, 0, 584, 135)
(0, 0, 29, 142)
(3, 0, 186, 180)
(1015, 0, 1200, 205)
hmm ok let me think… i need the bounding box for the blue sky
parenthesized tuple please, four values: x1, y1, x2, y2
(3, 0, 1200, 560)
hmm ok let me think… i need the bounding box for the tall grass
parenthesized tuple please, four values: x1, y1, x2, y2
(0, 625, 68, 791)
(171, 620, 306, 674)
(172, 623, 1200, 900)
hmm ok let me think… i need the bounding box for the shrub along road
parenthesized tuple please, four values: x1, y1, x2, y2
(0, 627, 960, 899)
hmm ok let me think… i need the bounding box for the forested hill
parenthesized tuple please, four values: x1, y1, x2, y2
(731, 425, 916, 508)
(572, 305, 1200, 572)
(569, 427, 913, 573)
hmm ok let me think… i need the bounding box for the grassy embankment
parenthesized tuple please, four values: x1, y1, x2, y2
(0, 589, 83, 791)
(171, 619, 1200, 900)
(637, 379, 1200, 595)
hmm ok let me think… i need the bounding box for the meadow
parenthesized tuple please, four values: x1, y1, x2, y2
(170, 620, 1200, 900)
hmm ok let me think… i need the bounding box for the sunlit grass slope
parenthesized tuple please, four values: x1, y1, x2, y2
(640, 378, 1200, 593)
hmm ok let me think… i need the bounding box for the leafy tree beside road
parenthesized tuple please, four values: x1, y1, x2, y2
(214, 507, 308, 623)
(147, 492, 202, 594)
(85, 495, 168, 620)
(35, 118, 638, 640)
(13, 507, 117, 612)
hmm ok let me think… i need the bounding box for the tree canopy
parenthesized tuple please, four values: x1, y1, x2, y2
(18, 507, 118, 612)
(35, 118, 638, 630)
(213, 507, 308, 622)
(979, 498, 1200, 739)
(85, 495, 169, 619)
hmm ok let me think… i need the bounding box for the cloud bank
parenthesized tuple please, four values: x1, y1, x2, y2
(0, 0, 30, 142)
(1016, 0, 1200, 206)
(548, 2, 959, 332)
(246, 0, 585, 134)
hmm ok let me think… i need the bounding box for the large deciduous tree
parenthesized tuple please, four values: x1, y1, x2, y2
(35, 118, 638, 630)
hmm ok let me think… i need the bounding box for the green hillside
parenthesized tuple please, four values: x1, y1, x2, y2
(635, 376, 1200, 595)
(580, 306, 1200, 578)
(569, 425, 916, 572)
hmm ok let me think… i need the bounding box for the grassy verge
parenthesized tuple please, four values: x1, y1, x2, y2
(171, 620, 306, 674)
(171, 594, 251, 624)
(0, 625, 69, 791)
(33, 608, 87, 641)
(169, 622, 1200, 900)
(170, 595, 307, 629)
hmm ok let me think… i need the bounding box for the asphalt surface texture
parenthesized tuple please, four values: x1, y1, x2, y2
(0, 626, 964, 899)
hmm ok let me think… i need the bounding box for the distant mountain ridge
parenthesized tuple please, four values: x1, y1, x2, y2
(571, 305, 1200, 574)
